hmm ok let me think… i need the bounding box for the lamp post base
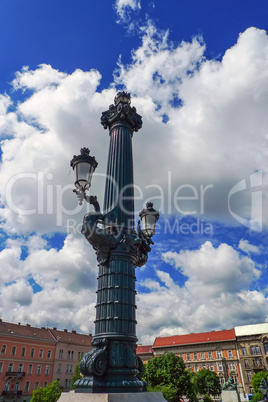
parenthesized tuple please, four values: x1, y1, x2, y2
(58, 391, 167, 401)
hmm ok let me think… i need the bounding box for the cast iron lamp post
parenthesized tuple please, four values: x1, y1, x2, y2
(70, 92, 159, 394)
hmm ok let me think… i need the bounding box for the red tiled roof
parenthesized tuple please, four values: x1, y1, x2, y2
(48, 328, 92, 346)
(153, 329, 235, 348)
(0, 320, 55, 341)
(137, 345, 153, 354)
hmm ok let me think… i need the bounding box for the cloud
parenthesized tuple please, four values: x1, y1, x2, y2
(136, 241, 266, 343)
(0, 233, 98, 334)
(1, 26, 268, 340)
(114, 0, 141, 24)
(238, 239, 260, 254)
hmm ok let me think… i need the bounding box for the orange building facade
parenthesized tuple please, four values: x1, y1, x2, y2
(153, 329, 242, 391)
(0, 320, 93, 401)
(0, 321, 56, 401)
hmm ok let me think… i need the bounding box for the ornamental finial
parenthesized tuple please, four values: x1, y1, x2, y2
(114, 92, 131, 105)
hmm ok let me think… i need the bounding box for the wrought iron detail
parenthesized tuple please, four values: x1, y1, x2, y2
(79, 339, 108, 377)
(101, 92, 142, 132)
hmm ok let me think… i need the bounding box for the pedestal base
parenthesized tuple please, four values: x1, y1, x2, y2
(222, 390, 241, 402)
(58, 391, 167, 401)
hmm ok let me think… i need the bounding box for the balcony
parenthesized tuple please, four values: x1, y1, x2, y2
(2, 390, 22, 396)
(5, 371, 25, 378)
(252, 361, 264, 370)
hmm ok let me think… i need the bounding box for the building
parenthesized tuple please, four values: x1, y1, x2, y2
(136, 345, 154, 363)
(235, 323, 268, 395)
(0, 320, 56, 402)
(0, 320, 93, 401)
(153, 329, 242, 390)
(48, 327, 92, 391)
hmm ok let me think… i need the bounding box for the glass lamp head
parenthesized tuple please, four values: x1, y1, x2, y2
(139, 202, 159, 237)
(70, 148, 98, 191)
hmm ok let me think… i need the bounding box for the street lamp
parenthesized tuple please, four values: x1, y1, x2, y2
(70, 92, 159, 394)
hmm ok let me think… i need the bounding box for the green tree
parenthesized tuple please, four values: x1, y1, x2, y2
(251, 371, 268, 402)
(193, 369, 221, 398)
(70, 355, 83, 390)
(252, 371, 268, 394)
(30, 380, 62, 402)
(143, 352, 195, 402)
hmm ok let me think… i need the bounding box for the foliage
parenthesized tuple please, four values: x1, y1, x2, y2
(143, 352, 194, 402)
(70, 355, 83, 390)
(203, 395, 213, 402)
(147, 384, 178, 402)
(252, 371, 268, 394)
(193, 369, 221, 397)
(30, 380, 62, 402)
(251, 392, 264, 402)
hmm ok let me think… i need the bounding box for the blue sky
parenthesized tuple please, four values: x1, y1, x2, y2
(0, 0, 268, 344)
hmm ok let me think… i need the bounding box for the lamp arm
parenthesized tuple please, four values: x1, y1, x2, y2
(73, 189, 100, 212)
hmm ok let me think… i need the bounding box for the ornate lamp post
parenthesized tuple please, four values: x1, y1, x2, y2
(70, 92, 159, 394)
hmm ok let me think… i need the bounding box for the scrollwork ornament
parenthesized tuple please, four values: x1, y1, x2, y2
(79, 344, 108, 377)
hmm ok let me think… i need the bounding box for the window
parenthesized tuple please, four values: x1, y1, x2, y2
(45, 365, 50, 375)
(24, 381, 30, 392)
(245, 360, 249, 368)
(229, 363, 236, 371)
(218, 364, 223, 371)
(241, 347, 247, 356)
(47, 350, 52, 359)
(208, 351, 213, 359)
(28, 364, 33, 374)
(217, 350, 223, 358)
(4, 381, 10, 392)
(232, 375, 238, 383)
(15, 382, 19, 392)
(220, 377, 225, 386)
(8, 363, 14, 372)
(21, 347, 26, 357)
(59, 349, 63, 358)
(187, 353, 191, 361)
(68, 350, 74, 359)
(66, 364, 72, 373)
(210, 365, 214, 371)
(247, 372, 252, 382)
(1, 344, 6, 354)
(256, 346, 260, 354)
(228, 350, 233, 358)
(57, 364, 61, 373)
(44, 382, 48, 387)
(253, 358, 262, 368)
(264, 344, 268, 354)
(30, 348, 35, 357)
(202, 365, 207, 370)
(65, 379, 71, 389)
(201, 352, 205, 360)
(34, 381, 39, 390)
(0, 362, 3, 373)
(37, 365, 41, 375)
(194, 353, 198, 361)
(39, 349, 44, 358)
(11, 346, 16, 356)
(18, 363, 24, 373)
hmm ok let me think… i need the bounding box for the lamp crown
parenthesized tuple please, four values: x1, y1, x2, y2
(114, 91, 131, 105)
(80, 147, 90, 155)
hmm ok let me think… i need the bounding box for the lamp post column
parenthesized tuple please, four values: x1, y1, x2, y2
(74, 93, 150, 393)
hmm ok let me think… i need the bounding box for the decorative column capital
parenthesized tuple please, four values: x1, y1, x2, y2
(101, 92, 142, 133)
